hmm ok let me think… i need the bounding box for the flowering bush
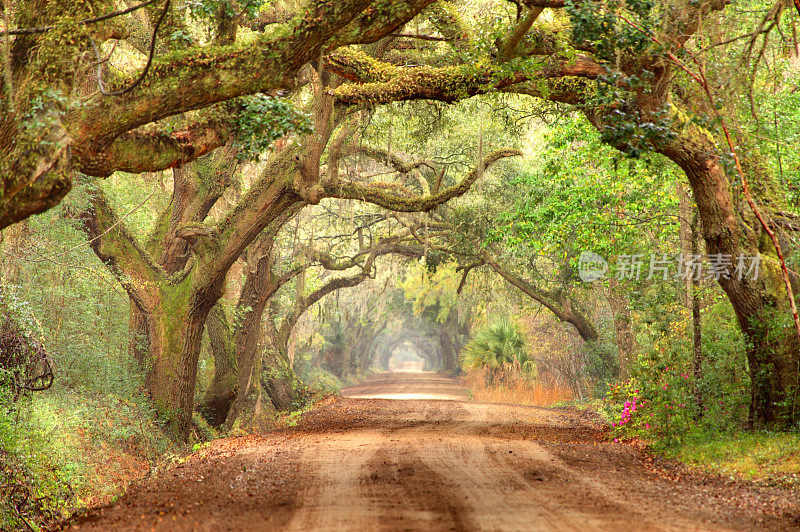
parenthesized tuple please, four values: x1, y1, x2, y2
(605, 367, 694, 447)
(604, 301, 749, 448)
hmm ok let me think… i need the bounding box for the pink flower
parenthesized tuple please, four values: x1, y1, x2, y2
(614, 438, 619, 443)
(645, 423, 650, 429)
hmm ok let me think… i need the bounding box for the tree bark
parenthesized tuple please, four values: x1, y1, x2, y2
(196, 302, 236, 426)
(149, 280, 221, 438)
(606, 279, 637, 380)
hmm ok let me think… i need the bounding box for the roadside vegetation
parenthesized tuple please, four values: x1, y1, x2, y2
(668, 431, 800, 486)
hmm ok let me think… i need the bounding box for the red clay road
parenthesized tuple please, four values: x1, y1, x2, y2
(69, 372, 800, 531)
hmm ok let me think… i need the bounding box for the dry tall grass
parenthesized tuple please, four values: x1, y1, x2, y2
(462, 369, 574, 406)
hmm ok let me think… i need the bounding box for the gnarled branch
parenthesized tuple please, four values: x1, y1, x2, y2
(323, 148, 522, 211)
(77, 121, 232, 177)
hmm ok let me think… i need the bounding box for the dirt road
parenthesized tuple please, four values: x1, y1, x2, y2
(70, 372, 799, 531)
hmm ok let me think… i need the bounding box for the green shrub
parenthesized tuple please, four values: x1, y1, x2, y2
(460, 318, 534, 381)
(604, 300, 748, 448)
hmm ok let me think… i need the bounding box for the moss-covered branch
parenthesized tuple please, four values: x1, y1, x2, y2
(72, 188, 164, 310)
(323, 148, 521, 211)
(326, 48, 604, 104)
(277, 272, 368, 346)
(496, 6, 544, 61)
(482, 253, 599, 342)
(347, 145, 431, 174)
(69, 0, 436, 146)
(308, 239, 424, 271)
(519, 0, 568, 7)
(77, 121, 232, 177)
(0, 115, 72, 230)
(209, 148, 305, 283)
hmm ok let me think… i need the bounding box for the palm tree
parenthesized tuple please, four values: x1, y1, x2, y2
(460, 318, 534, 378)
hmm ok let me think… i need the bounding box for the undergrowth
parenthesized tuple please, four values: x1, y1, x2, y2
(1, 388, 175, 531)
(600, 302, 800, 485)
(665, 431, 800, 487)
(462, 368, 573, 406)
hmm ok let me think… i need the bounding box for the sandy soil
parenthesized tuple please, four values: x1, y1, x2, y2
(66, 372, 800, 531)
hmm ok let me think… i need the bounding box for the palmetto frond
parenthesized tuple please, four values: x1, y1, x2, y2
(460, 318, 533, 373)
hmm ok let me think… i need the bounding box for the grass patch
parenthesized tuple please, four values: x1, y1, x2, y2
(667, 431, 800, 485)
(462, 369, 574, 406)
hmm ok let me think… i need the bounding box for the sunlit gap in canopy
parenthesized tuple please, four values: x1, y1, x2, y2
(343, 340, 470, 401)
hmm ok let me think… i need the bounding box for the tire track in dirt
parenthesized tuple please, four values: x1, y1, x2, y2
(358, 444, 473, 531)
(284, 430, 384, 531)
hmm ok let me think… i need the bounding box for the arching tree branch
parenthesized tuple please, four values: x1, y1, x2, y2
(482, 253, 599, 342)
(325, 48, 604, 105)
(70, 189, 164, 311)
(323, 148, 522, 211)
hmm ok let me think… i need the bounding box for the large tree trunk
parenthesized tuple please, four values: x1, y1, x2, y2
(661, 129, 799, 426)
(144, 279, 222, 439)
(259, 297, 304, 412)
(261, 327, 299, 411)
(196, 303, 236, 426)
(76, 173, 299, 440)
(129, 303, 152, 390)
(223, 233, 302, 429)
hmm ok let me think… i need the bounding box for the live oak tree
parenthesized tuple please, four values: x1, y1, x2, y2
(0, 0, 438, 230)
(73, 58, 518, 441)
(6, 0, 528, 440)
(324, 0, 800, 426)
